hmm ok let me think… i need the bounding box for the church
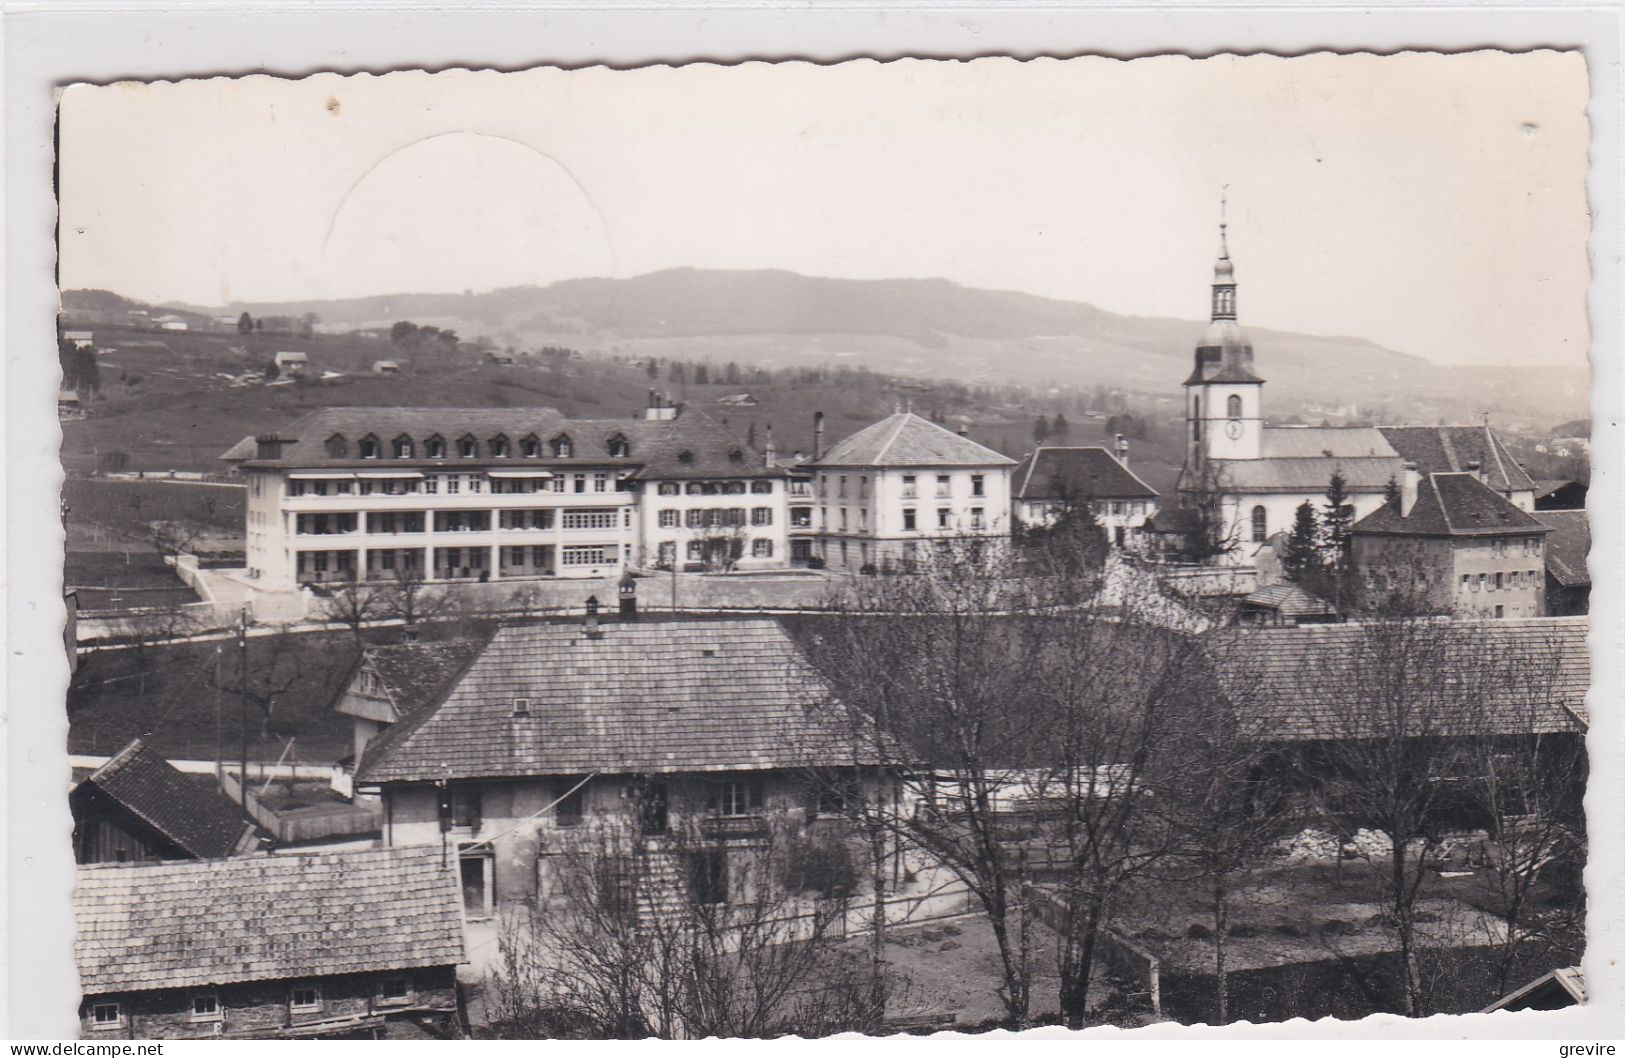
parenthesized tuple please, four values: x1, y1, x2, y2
(1173, 215, 1535, 567)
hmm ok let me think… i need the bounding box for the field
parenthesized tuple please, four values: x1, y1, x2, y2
(64, 549, 199, 610)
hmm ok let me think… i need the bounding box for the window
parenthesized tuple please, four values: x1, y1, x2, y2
(90, 1003, 121, 1028)
(1494, 604, 1505, 619)
(817, 476, 828, 498)
(658, 482, 680, 496)
(714, 779, 763, 817)
(637, 781, 669, 835)
(659, 509, 679, 529)
(393, 435, 413, 459)
(687, 540, 705, 561)
(935, 474, 952, 497)
(458, 435, 478, 459)
(678, 450, 695, 466)
(970, 507, 985, 530)
(562, 545, 614, 566)
(1460, 574, 1470, 591)
(751, 507, 773, 526)
(551, 434, 574, 458)
(378, 978, 411, 1006)
(751, 480, 773, 494)
(446, 788, 482, 830)
(791, 507, 812, 528)
(657, 541, 676, 567)
(722, 481, 747, 495)
(551, 476, 566, 493)
(1493, 572, 1504, 591)
(594, 473, 608, 493)
(901, 508, 916, 531)
(1227, 394, 1243, 419)
(1110, 501, 1124, 516)
(752, 539, 774, 558)
(563, 509, 618, 530)
(686, 849, 729, 905)
(425, 435, 445, 459)
(191, 993, 222, 1022)
(971, 475, 985, 497)
(573, 474, 587, 494)
(840, 508, 849, 530)
(1132, 500, 1146, 516)
(325, 434, 347, 458)
(520, 435, 540, 457)
(557, 784, 585, 827)
(1251, 505, 1267, 543)
(901, 475, 917, 499)
(489, 435, 509, 458)
(359, 434, 380, 459)
(512, 697, 530, 717)
(937, 508, 951, 529)
(290, 986, 322, 1013)
(607, 434, 630, 458)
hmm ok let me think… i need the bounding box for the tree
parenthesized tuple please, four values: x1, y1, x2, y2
(1322, 472, 1355, 580)
(1033, 415, 1051, 445)
(1282, 501, 1325, 586)
(670, 363, 687, 385)
(486, 808, 891, 1039)
(694, 363, 710, 385)
(1384, 476, 1403, 511)
(1050, 414, 1070, 443)
(1016, 479, 1109, 583)
(645, 359, 660, 379)
(237, 311, 254, 334)
(298, 312, 319, 337)
(724, 361, 741, 386)
(317, 574, 385, 645)
(390, 320, 420, 345)
(1181, 459, 1240, 563)
(377, 567, 448, 637)
(264, 360, 280, 382)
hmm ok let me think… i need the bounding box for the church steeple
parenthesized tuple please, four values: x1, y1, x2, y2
(1211, 191, 1237, 321)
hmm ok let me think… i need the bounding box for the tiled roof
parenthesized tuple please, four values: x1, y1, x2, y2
(223, 406, 786, 480)
(1207, 617, 1589, 741)
(219, 435, 258, 462)
(1240, 584, 1337, 617)
(1145, 506, 1204, 534)
(1260, 427, 1398, 460)
(1204, 456, 1401, 494)
(76, 740, 254, 860)
(1012, 447, 1158, 501)
(1379, 425, 1535, 494)
(1353, 473, 1552, 538)
(812, 413, 1017, 469)
(74, 846, 465, 994)
(357, 619, 869, 784)
(1537, 510, 1590, 588)
(362, 638, 488, 721)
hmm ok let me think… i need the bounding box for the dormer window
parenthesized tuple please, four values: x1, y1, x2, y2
(325, 434, 348, 458)
(520, 434, 540, 458)
(677, 450, 695, 466)
(550, 434, 573, 459)
(458, 435, 478, 459)
(489, 434, 510, 458)
(425, 435, 445, 459)
(393, 434, 414, 459)
(607, 434, 630, 458)
(359, 434, 381, 459)
(728, 449, 744, 464)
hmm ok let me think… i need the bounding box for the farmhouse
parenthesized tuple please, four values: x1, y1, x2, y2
(352, 617, 876, 920)
(70, 739, 256, 864)
(74, 846, 466, 1039)
(274, 351, 309, 376)
(372, 359, 400, 375)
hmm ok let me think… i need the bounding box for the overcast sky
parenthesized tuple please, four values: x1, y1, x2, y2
(58, 52, 1590, 368)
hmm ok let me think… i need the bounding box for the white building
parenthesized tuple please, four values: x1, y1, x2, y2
(63, 330, 96, 350)
(274, 351, 309, 376)
(1010, 441, 1159, 549)
(803, 411, 1016, 571)
(1174, 218, 1534, 565)
(220, 397, 790, 588)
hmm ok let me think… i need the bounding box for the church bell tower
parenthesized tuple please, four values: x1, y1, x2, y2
(1184, 196, 1264, 469)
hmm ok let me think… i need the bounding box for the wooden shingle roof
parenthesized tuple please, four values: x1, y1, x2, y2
(74, 846, 465, 994)
(1353, 473, 1552, 538)
(75, 739, 254, 860)
(1207, 617, 1589, 742)
(1538, 509, 1591, 588)
(1379, 425, 1535, 494)
(356, 618, 867, 784)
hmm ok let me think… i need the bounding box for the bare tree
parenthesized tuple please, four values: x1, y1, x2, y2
(317, 575, 385, 644)
(376, 567, 447, 638)
(486, 807, 890, 1039)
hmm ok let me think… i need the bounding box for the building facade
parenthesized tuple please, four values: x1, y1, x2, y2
(802, 411, 1016, 572)
(222, 398, 789, 589)
(1010, 441, 1159, 548)
(1349, 467, 1552, 618)
(70, 739, 256, 865)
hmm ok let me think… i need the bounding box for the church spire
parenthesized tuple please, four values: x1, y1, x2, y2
(1211, 188, 1237, 321)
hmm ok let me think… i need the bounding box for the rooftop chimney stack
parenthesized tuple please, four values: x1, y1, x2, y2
(763, 423, 777, 468)
(645, 391, 678, 422)
(957, 421, 969, 438)
(1465, 460, 1485, 485)
(813, 412, 826, 461)
(1114, 433, 1130, 466)
(1400, 461, 1420, 517)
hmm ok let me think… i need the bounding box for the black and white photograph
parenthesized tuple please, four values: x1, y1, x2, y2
(16, 29, 1616, 1043)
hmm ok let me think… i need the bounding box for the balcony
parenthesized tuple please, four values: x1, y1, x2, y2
(698, 814, 769, 840)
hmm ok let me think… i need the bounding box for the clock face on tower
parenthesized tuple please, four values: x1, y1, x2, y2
(1224, 419, 1244, 440)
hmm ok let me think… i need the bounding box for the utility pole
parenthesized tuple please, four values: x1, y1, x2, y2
(238, 606, 250, 793)
(213, 642, 224, 782)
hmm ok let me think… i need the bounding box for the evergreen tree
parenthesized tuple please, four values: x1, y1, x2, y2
(1033, 415, 1051, 445)
(1384, 476, 1402, 511)
(724, 361, 741, 385)
(1322, 471, 1355, 607)
(670, 362, 687, 384)
(645, 359, 659, 379)
(1283, 501, 1323, 584)
(694, 363, 710, 385)
(237, 311, 253, 334)
(1051, 413, 1070, 442)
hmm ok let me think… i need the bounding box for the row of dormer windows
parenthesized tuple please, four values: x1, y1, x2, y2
(324, 432, 630, 461)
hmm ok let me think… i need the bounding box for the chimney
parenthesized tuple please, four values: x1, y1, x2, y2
(645, 391, 677, 422)
(813, 412, 826, 461)
(763, 423, 777, 468)
(1465, 460, 1485, 485)
(1400, 461, 1420, 517)
(1114, 433, 1130, 466)
(618, 571, 638, 622)
(957, 421, 969, 438)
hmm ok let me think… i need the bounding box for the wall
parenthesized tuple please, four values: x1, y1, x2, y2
(79, 967, 458, 1040)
